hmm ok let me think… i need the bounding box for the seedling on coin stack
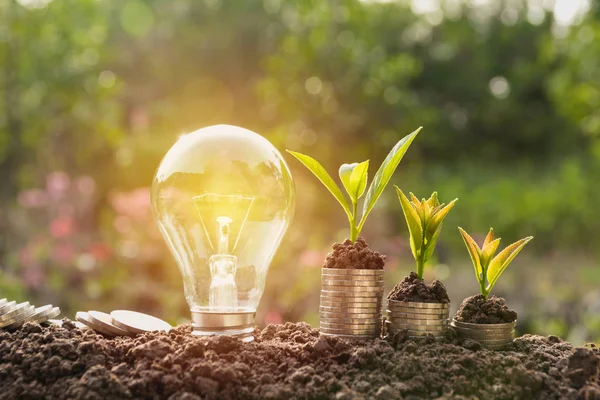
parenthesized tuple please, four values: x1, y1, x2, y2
(385, 189, 457, 339)
(451, 227, 533, 350)
(287, 127, 421, 339)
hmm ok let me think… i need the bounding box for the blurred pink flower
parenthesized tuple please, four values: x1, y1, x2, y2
(18, 248, 35, 267)
(264, 310, 283, 325)
(52, 242, 75, 264)
(111, 188, 151, 221)
(300, 249, 326, 268)
(113, 215, 132, 233)
(50, 217, 75, 238)
(46, 171, 70, 198)
(75, 175, 96, 196)
(89, 242, 112, 261)
(17, 189, 49, 208)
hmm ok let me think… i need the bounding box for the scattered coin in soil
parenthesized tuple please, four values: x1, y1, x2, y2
(111, 310, 172, 334)
(76, 311, 116, 337)
(0, 302, 30, 323)
(5, 306, 36, 329)
(88, 310, 132, 336)
(30, 306, 61, 323)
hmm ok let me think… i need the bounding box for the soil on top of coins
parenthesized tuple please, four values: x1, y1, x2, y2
(323, 237, 385, 269)
(387, 271, 450, 303)
(454, 294, 518, 324)
(1, 320, 599, 400)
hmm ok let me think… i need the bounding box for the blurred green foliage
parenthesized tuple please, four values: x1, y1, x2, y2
(0, 0, 599, 344)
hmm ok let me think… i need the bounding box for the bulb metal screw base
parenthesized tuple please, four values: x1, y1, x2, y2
(191, 310, 255, 342)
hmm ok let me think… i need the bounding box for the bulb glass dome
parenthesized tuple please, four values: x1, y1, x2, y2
(152, 125, 295, 338)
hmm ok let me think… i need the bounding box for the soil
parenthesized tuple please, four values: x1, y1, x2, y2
(323, 237, 385, 269)
(1, 320, 599, 400)
(454, 294, 518, 324)
(387, 271, 450, 303)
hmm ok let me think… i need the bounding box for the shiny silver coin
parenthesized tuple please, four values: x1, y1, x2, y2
(31, 307, 61, 323)
(0, 302, 30, 322)
(111, 310, 172, 334)
(321, 268, 384, 276)
(452, 325, 514, 340)
(387, 307, 449, 316)
(5, 306, 36, 329)
(452, 319, 516, 331)
(76, 311, 116, 337)
(0, 299, 6, 307)
(386, 311, 448, 320)
(74, 321, 91, 330)
(387, 318, 448, 327)
(321, 280, 385, 287)
(321, 294, 382, 302)
(0, 301, 17, 316)
(320, 316, 382, 325)
(321, 290, 382, 298)
(388, 300, 449, 309)
(27, 305, 54, 322)
(88, 311, 132, 336)
(319, 311, 381, 319)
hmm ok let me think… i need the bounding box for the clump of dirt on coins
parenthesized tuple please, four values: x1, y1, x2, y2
(323, 237, 385, 269)
(454, 294, 518, 324)
(0, 319, 598, 399)
(387, 271, 450, 303)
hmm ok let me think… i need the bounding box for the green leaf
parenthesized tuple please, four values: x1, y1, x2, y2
(458, 227, 483, 285)
(486, 236, 533, 293)
(357, 127, 422, 232)
(339, 161, 369, 203)
(426, 198, 457, 239)
(395, 186, 423, 260)
(483, 228, 495, 248)
(286, 150, 352, 220)
(427, 192, 440, 208)
(480, 237, 501, 269)
(422, 222, 442, 265)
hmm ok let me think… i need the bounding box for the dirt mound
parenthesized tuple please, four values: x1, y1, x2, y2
(387, 272, 450, 303)
(323, 237, 385, 269)
(454, 294, 518, 324)
(0, 320, 597, 399)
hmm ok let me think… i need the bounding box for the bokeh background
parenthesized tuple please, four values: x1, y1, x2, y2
(1, 0, 599, 345)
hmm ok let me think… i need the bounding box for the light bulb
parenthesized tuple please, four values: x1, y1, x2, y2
(151, 125, 295, 341)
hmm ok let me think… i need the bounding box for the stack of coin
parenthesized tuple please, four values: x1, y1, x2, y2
(450, 318, 516, 350)
(0, 298, 61, 329)
(76, 309, 172, 337)
(319, 268, 384, 339)
(385, 300, 449, 339)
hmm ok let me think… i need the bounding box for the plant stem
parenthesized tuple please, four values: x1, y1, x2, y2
(480, 270, 488, 300)
(350, 201, 358, 242)
(416, 252, 425, 280)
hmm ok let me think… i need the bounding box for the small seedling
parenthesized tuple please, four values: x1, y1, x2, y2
(287, 127, 421, 242)
(396, 188, 457, 280)
(459, 227, 533, 300)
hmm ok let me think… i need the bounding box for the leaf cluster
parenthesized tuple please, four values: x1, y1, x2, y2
(287, 127, 421, 242)
(396, 188, 457, 279)
(459, 227, 533, 300)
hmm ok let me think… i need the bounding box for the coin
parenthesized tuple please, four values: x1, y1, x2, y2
(387, 323, 447, 333)
(387, 318, 448, 326)
(31, 306, 61, 323)
(5, 306, 36, 329)
(321, 274, 385, 281)
(27, 305, 54, 321)
(387, 307, 449, 316)
(76, 311, 116, 337)
(320, 327, 380, 335)
(111, 310, 172, 334)
(321, 268, 384, 275)
(321, 280, 385, 287)
(452, 325, 514, 340)
(0, 301, 17, 315)
(88, 311, 132, 336)
(321, 285, 384, 293)
(0, 302, 30, 322)
(320, 311, 381, 319)
(320, 305, 381, 313)
(471, 338, 514, 345)
(320, 331, 377, 340)
(386, 311, 448, 321)
(452, 319, 516, 331)
(0, 299, 6, 307)
(320, 324, 380, 332)
(321, 294, 381, 302)
(320, 300, 380, 308)
(320, 316, 382, 325)
(388, 300, 449, 309)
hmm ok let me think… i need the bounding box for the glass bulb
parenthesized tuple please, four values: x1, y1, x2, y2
(151, 125, 295, 340)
